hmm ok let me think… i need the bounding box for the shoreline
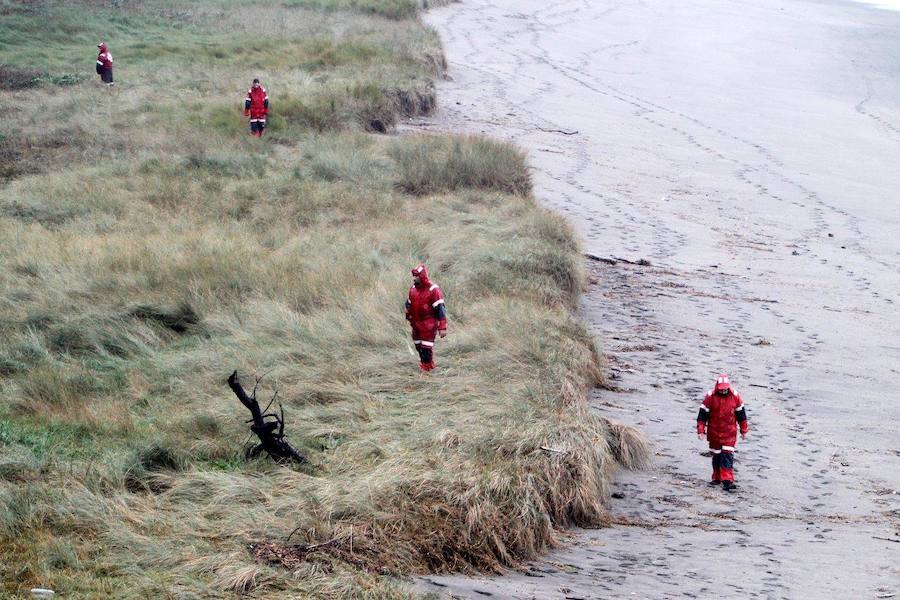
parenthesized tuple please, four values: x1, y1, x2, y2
(418, 0, 900, 597)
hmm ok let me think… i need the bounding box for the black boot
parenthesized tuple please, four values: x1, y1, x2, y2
(722, 481, 738, 492)
(708, 480, 721, 487)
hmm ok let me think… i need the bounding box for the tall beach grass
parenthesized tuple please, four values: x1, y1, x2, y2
(0, 1, 648, 597)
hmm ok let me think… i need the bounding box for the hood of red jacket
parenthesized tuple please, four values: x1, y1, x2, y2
(411, 264, 431, 287)
(98, 42, 108, 53)
(714, 373, 732, 392)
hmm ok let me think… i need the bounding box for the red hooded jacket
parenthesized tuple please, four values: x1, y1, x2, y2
(697, 375, 749, 448)
(244, 84, 269, 120)
(406, 265, 447, 335)
(96, 42, 113, 74)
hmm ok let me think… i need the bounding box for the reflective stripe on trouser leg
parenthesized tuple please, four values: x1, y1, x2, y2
(719, 450, 735, 482)
(412, 325, 436, 367)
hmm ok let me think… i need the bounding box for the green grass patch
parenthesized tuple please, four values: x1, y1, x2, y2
(390, 135, 534, 196)
(284, 0, 420, 20)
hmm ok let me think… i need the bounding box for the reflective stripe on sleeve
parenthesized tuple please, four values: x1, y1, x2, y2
(432, 299, 444, 307)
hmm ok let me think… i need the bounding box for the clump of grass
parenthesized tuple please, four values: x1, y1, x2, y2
(267, 79, 435, 136)
(0, 65, 84, 90)
(41, 72, 84, 86)
(129, 303, 202, 334)
(390, 135, 533, 196)
(0, 447, 42, 483)
(124, 442, 191, 493)
(181, 153, 267, 178)
(17, 367, 103, 413)
(302, 133, 392, 186)
(272, 92, 345, 132)
(285, 0, 420, 20)
(0, 137, 41, 181)
(393, 81, 437, 116)
(0, 64, 45, 90)
(604, 420, 653, 470)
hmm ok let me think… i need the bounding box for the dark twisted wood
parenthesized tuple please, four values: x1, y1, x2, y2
(227, 370, 306, 464)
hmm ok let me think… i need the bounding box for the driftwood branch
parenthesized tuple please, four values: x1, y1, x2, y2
(536, 126, 579, 135)
(227, 370, 306, 465)
(584, 252, 652, 266)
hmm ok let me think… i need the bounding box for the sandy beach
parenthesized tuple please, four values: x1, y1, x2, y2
(417, 0, 900, 597)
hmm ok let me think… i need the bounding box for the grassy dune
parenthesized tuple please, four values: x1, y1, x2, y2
(0, 1, 648, 598)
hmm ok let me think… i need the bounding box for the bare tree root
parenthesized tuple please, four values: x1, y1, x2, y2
(227, 370, 307, 465)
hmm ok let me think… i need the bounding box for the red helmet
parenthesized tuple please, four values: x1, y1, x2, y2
(714, 374, 732, 392)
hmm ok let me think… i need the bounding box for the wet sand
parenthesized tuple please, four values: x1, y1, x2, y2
(416, 0, 900, 597)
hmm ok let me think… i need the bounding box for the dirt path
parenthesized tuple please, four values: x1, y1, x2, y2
(416, 0, 900, 597)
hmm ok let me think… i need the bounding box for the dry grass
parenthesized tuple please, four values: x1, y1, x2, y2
(0, 64, 45, 90)
(0, 0, 648, 598)
(390, 135, 534, 196)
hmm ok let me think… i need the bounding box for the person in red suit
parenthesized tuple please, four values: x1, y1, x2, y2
(697, 374, 749, 492)
(405, 264, 447, 372)
(96, 42, 113, 85)
(244, 79, 269, 137)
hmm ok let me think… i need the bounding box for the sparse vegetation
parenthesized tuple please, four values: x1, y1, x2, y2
(0, 0, 647, 598)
